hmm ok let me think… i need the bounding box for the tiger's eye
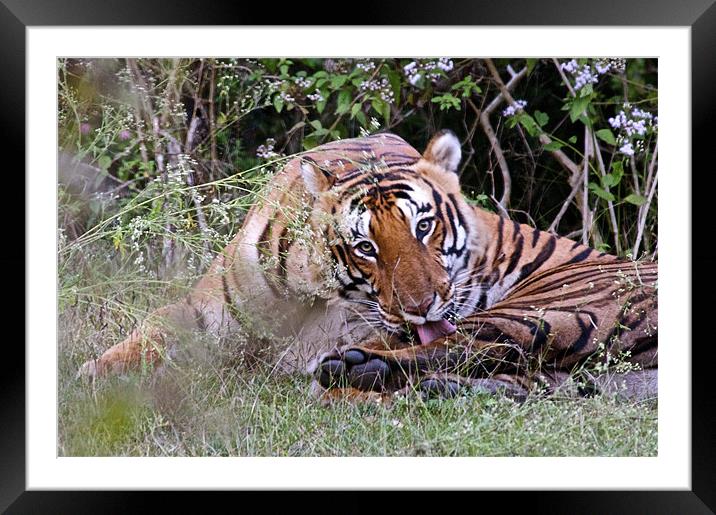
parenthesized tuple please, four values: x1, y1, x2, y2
(416, 218, 434, 239)
(357, 241, 375, 255)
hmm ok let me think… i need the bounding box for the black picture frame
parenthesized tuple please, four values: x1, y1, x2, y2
(6, 0, 715, 512)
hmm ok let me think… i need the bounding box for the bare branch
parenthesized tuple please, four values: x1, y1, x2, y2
(537, 133, 582, 181)
(476, 59, 530, 210)
(581, 124, 591, 245)
(552, 58, 576, 97)
(482, 59, 526, 114)
(548, 168, 586, 234)
(632, 173, 658, 258)
(644, 139, 658, 199)
(633, 147, 658, 258)
(592, 133, 622, 254)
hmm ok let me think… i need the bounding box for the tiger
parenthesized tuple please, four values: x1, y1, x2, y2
(78, 130, 658, 402)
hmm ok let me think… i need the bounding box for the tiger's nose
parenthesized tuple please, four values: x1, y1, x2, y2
(404, 297, 433, 317)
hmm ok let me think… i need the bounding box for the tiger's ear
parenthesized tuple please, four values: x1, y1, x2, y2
(300, 158, 336, 196)
(422, 129, 462, 173)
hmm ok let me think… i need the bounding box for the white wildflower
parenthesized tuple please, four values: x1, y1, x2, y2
(293, 76, 312, 89)
(619, 142, 635, 156)
(256, 138, 279, 159)
(560, 59, 578, 73)
(307, 90, 324, 102)
(573, 65, 599, 90)
(436, 58, 454, 72)
(356, 60, 376, 73)
(502, 99, 527, 117)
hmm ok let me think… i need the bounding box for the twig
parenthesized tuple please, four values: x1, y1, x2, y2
(208, 60, 218, 181)
(629, 154, 642, 196)
(548, 168, 585, 234)
(563, 229, 583, 240)
(489, 195, 510, 219)
(592, 133, 621, 254)
(479, 111, 512, 210)
(581, 125, 591, 244)
(126, 60, 150, 166)
(632, 161, 658, 258)
(483, 59, 525, 108)
(537, 133, 582, 181)
(552, 58, 576, 98)
(508, 208, 536, 228)
(475, 59, 529, 210)
(459, 109, 480, 177)
(104, 178, 142, 195)
(643, 139, 658, 201)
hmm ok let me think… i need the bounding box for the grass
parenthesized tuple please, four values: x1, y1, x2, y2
(58, 231, 657, 458)
(58, 281, 657, 457)
(58, 364, 657, 457)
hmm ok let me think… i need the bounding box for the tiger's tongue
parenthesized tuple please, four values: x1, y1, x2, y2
(414, 319, 457, 344)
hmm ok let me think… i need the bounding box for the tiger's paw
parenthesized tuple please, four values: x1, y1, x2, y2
(407, 374, 528, 402)
(316, 348, 394, 392)
(415, 375, 463, 399)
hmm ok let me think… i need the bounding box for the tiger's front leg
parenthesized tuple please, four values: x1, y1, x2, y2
(313, 332, 487, 396)
(313, 335, 530, 400)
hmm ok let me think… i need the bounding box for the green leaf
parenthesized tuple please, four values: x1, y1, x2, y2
(595, 128, 616, 146)
(97, 155, 112, 170)
(330, 75, 348, 89)
(534, 111, 549, 127)
(336, 90, 352, 114)
(569, 96, 590, 122)
(601, 173, 616, 188)
(610, 161, 624, 184)
(355, 110, 367, 127)
(273, 96, 284, 113)
(624, 194, 647, 206)
(316, 97, 327, 114)
(543, 141, 563, 151)
(303, 138, 318, 150)
(381, 101, 391, 124)
(568, 135, 578, 144)
(526, 58, 538, 74)
(371, 98, 384, 115)
(518, 114, 540, 137)
(431, 93, 460, 111)
(588, 183, 615, 202)
(450, 75, 481, 98)
(350, 103, 362, 119)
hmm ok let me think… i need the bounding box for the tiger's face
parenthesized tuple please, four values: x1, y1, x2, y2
(302, 130, 478, 343)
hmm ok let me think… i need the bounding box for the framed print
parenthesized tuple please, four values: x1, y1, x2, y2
(7, 0, 716, 512)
